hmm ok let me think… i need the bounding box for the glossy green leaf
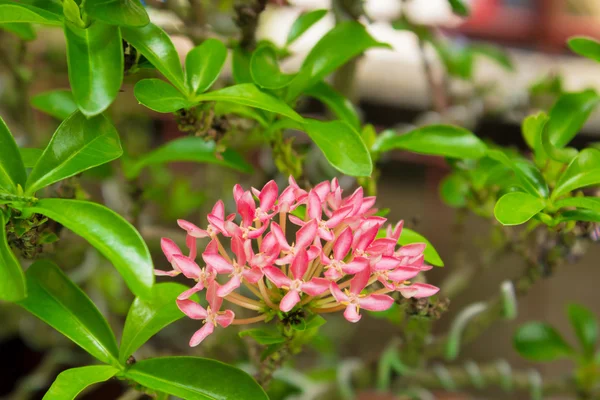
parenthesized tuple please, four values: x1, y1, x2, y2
(17, 260, 120, 364)
(448, 0, 469, 16)
(250, 45, 295, 89)
(0, 1, 62, 26)
(22, 199, 154, 298)
(287, 21, 390, 100)
(124, 357, 268, 400)
(0, 116, 27, 193)
(440, 173, 469, 208)
(494, 192, 546, 226)
(0, 211, 26, 302)
(557, 209, 600, 223)
(399, 228, 444, 267)
(64, 21, 123, 116)
(373, 125, 487, 159)
(25, 111, 122, 195)
(195, 83, 303, 122)
(286, 9, 327, 45)
(304, 81, 360, 129)
(126, 136, 253, 179)
(120, 283, 193, 363)
(522, 112, 548, 154)
(31, 89, 77, 120)
(43, 365, 119, 400)
(214, 102, 268, 127)
(1, 22, 36, 40)
(239, 328, 287, 345)
(555, 196, 600, 212)
(84, 0, 149, 27)
(567, 304, 598, 357)
(487, 150, 549, 198)
(63, 0, 84, 27)
(546, 90, 600, 148)
(514, 322, 574, 361)
(19, 148, 42, 168)
(122, 23, 186, 93)
(134, 79, 195, 113)
(568, 36, 600, 63)
(552, 148, 600, 200)
(232, 46, 253, 84)
(185, 39, 227, 95)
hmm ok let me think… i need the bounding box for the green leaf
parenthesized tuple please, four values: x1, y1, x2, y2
(567, 304, 598, 357)
(195, 83, 303, 122)
(0, 1, 62, 26)
(122, 23, 186, 93)
(64, 21, 123, 116)
(448, 0, 469, 16)
(19, 148, 42, 168)
(568, 36, 600, 63)
(398, 228, 444, 267)
(286, 9, 327, 45)
(43, 365, 119, 400)
(22, 199, 154, 298)
(555, 196, 600, 212)
(134, 79, 195, 113)
(470, 44, 513, 71)
(239, 328, 287, 345)
(0, 116, 27, 193)
(287, 21, 390, 100)
(126, 136, 253, 179)
(1, 22, 36, 40)
(120, 283, 193, 363)
(514, 322, 574, 361)
(84, 0, 149, 27)
(373, 125, 487, 159)
(232, 46, 253, 84)
(494, 192, 546, 226)
(31, 89, 77, 120)
(546, 90, 600, 148)
(250, 44, 295, 89)
(185, 39, 227, 95)
(552, 149, 600, 200)
(214, 102, 268, 127)
(25, 111, 122, 195)
(124, 357, 268, 400)
(63, 0, 84, 27)
(557, 209, 600, 223)
(440, 173, 469, 208)
(487, 150, 549, 198)
(304, 81, 360, 129)
(0, 211, 26, 302)
(522, 112, 548, 151)
(17, 260, 120, 365)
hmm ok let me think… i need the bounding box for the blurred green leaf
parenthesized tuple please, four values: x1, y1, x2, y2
(31, 89, 77, 120)
(440, 173, 469, 207)
(552, 149, 600, 200)
(44, 365, 119, 400)
(134, 79, 195, 113)
(250, 44, 295, 89)
(214, 102, 268, 127)
(232, 46, 253, 84)
(448, 0, 469, 16)
(239, 328, 287, 345)
(555, 196, 600, 212)
(494, 192, 546, 226)
(84, 0, 149, 27)
(185, 39, 227, 95)
(546, 90, 600, 148)
(514, 322, 574, 361)
(471, 44, 513, 71)
(567, 304, 598, 357)
(568, 36, 600, 63)
(0, 211, 26, 302)
(304, 82, 360, 129)
(0, 116, 27, 193)
(286, 9, 327, 45)
(487, 150, 549, 198)
(0, 1, 63, 25)
(19, 148, 42, 168)
(557, 209, 600, 223)
(0, 22, 36, 39)
(398, 228, 444, 267)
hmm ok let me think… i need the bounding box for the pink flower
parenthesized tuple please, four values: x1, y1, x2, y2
(391, 282, 440, 299)
(155, 238, 183, 276)
(321, 227, 368, 280)
(289, 190, 353, 241)
(271, 219, 320, 265)
(177, 282, 235, 346)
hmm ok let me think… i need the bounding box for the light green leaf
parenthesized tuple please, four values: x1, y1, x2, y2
(487, 149, 549, 198)
(120, 283, 193, 363)
(546, 90, 600, 148)
(17, 260, 120, 365)
(122, 23, 186, 93)
(373, 125, 487, 159)
(522, 112, 548, 155)
(214, 102, 268, 127)
(31, 89, 77, 120)
(1, 22, 36, 40)
(126, 136, 253, 179)
(555, 196, 600, 212)
(557, 209, 600, 223)
(185, 39, 227, 95)
(567, 304, 598, 357)
(124, 357, 268, 400)
(64, 21, 123, 116)
(239, 328, 287, 345)
(471, 44, 513, 71)
(0, 116, 27, 193)
(286, 9, 327, 45)
(398, 228, 444, 267)
(250, 44, 295, 89)
(22, 199, 154, 298)
(232, 46, 253, 84)
(134, 79, 195, 113)
(43, 365, 119, 400)
(0, 1, 63, 26)
(19, 148, 42, 169)
(25, 111, 122, 195)
(552, 148, 600, 200)
(195, 83, 303, 122)
(0, 211, 26, 302)
(440, 173, 469, 208)
(494, 192, 546, 226)
(514, 322, 574, 361)
(568, 36, 600, 63)
(84, 0, 149, 27)
(448, 0, 469, 16)
(304, 81, 360, 129)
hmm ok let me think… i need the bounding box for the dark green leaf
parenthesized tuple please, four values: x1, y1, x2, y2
(567, 304, 598, 357)
(0, 211, 26, 302)
(124, 357, 268, 400)
(25, 111, 122, 195)
(250, 44, 295, 89)
(555, 196, 600, 212)
(448, 0, 469, 16)
(120, 283, 193, 363)
(440, 173, 469, 207)
(557, 209, 600, 223)
(514, 322, 574, 361)
(568, 36, 600, 63)
(373, 125, 487, 159)
(552, 149, 600, 200)
(239, 328, 287, 345)
(18, 260, 120, 365)
(232, 46, 253, 84)
(0, 116, 27, 193)
(432, 39, 473, 80)
(64, 21, 123, 116)
(126, 136, 253, 179)
(0, 1, 62, 25)
(487, 150, 549, 198)
(1, 22, 36, 40)
(22, 199, 154, 298)
(44, 365, 119, 400)
(19, 148, 42, 168)
(286, 9, 327, 45)
(304, 81, 360, 129)
(546, 90, 600, 148)
(31, 89, 77, 120)
(84, 0, 149, 27)
(134, 79, 195, 113)
(185, 39, 227, 95)
(121, 23, 186, 92)
(398, 228, 444, 267)
(494, 192, 546, 226)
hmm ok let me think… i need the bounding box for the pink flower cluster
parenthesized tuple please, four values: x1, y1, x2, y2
(157, 177, 439, 346)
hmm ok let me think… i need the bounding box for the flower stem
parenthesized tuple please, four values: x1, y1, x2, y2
(258, 278, 278, 309)
(312, 304, 346, 313)
(225, 293, 263, 310)
(231, 314, 267, 325)
(214, 236, 232, 263)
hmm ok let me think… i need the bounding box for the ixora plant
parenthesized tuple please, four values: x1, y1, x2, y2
(2, 0, 600, 398)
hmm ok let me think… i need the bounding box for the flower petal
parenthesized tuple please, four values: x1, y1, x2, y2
(270, 221, 291, 251)
(202, 253, 234, 274)
(189, 323, 214, 347)
(301, 278, 329, 296)
(231, 235, 247, 266)
(176, 299, 208, 319)
(259, 180, 278, 211)
(237, 191, 256, 227)
(359, 294, 394, 311)
(172, 254, 202, 279)
(211, 200, 225, 220)
(296, 219, 318, 249)
(177, 219, 209, 238)
(177, 281, 205, 300)
(216, 310, 235, 328)
(387, 266, 421, 282)
(350, 268, 370, 294)
(290, 247, 309, 280)
(216, 275, 242, 297)
(161, 237, 182, 262)
(186, 235, 197, 260)
(406, 283, 439, 298)
(264, 266, 292, 288)
(280, 290, 301, 312)
(330, 282, 349, 303)
(206, 281, 223, 310)
(333, 227, 353, 260)
(313, 181, 330, 201)
(341, 259, 368, 274)
(307, 190, 322, 220)
(233, 184, 245, 202)
(242, 266, 263, 283)
(373, 256, 402, 271)
(344, 304, 362, 323)
(154, 269, 180, 277)
(396, 243, 426, 257)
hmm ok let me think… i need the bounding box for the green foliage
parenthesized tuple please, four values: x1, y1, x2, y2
(567, 304, 598, 358)
(43, 365, 119, 400)
(0, 116, 27, 194)
(185, 39, 228, 95)
(0, 1, 63, 26)
(397, 228, 444, 267)
(552, 149, 600, 200)
(84, 0, 149, 27)
(239, 328, 287, 345)
(0, 210, 26, 301)
(546, 90, 600, 148)
(286, 9, 328, 45)
(448, 0, 469, 16)
(494, 192, 546, 226)
(514, 322, 574, 361)
(304, 82, 361, 129)
(568, 37, 600, 63)
(134, 79, 196, 112)
(30, 89, 77, 120)
(250, 44, 295, 89)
